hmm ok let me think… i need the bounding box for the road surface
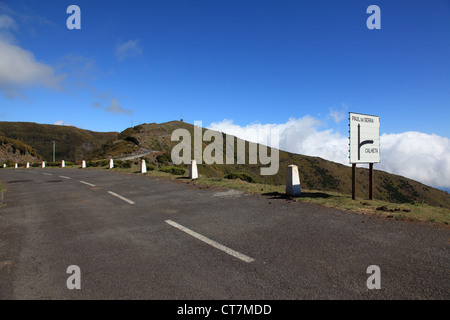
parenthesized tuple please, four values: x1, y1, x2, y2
(0, 168, 448, 299)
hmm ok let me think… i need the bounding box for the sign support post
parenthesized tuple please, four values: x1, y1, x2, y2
(352, 163, 357, 200)
(369, 163, 374, 200)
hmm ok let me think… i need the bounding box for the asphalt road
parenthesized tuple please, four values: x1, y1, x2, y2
(0, 168, 448, 300)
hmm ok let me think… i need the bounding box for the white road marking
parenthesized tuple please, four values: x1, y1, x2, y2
(59, 176, 71, 179)
(79, 180, 96, 187)
(165, 220, 254, 263)
(107, 191, 135, 205)
(43, 173, 52, 176)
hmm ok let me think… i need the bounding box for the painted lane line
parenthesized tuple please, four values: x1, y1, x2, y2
(43, 173, 53, 176)
(79, 180, 96, 187)
(59, 175, 71, 179)
(165, 220, 254, 263)
(107, 191, 135, 205)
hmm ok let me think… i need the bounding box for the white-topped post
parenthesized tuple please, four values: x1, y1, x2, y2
(141, 159, 147, 173)
(82, 160, 86, 168)
(286, 164, 301, 196)
(3, 164, 5, 168)
(15, 163, 18, 169)
(26, 162, 30, 168)
(109, 159, 114, 169)
(61, 160, 65, 168)
(42, 161, 46, 168)
(189, 160, 198, 179)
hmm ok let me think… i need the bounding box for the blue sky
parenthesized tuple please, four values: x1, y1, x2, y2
(1, 0, 449, 189)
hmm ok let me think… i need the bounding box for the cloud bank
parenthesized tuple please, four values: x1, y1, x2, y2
(208, 117, 450, 189)
(0, 15, 63, 98)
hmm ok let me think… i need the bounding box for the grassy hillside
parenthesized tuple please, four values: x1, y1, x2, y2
(90, 121, 450, 209)
(0, 122, 117, 162)
(0, 135, 41, 164)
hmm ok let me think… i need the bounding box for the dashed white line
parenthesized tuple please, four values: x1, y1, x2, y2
(79, 180, 96, 187)
(59, 175, 71, 179)
(43, 173, 53, 176)
(107, 191, 135, 205)
(165, 220, 254, 263)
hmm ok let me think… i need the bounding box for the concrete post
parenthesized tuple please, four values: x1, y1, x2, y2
(82, 160, 86, 168)
(109, 159, 114, 169)
(61, 160, 65, 168)
(286, 165, 301, 196)
(189, 160, 198, 179)
(141, 159, 147, 174)
(42, 161, 45, 168)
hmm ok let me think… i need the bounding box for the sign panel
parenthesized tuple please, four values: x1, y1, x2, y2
(349, 112, 380, 164)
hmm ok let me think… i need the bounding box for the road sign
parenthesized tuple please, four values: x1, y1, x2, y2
(349, 112, 380, 164)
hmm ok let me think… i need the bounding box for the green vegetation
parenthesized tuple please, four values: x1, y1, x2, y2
(114, 160, 132, 169)
(156, 153, 171, 165)
(159, 165, 186, 175)
(87, 160, 108, 167)
(225, 172, 257, 183)
(0, 135, 40, 158)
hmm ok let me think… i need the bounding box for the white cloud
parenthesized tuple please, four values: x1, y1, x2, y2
(209, 117, 349, 164)
(329, 108, 345, 123)
(115, 40, 142, 61)
(53, 120, 71, 126)
(379, 132, 450, 189)
(208, 117, 450, 189)
(0, 15, 63, 98)
(106, 98, 133, 115)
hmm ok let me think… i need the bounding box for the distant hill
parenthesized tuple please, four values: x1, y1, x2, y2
(90, 121, 450, 209)
(0, 122, 117, 162)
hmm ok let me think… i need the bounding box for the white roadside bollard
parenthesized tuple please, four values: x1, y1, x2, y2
(109, 159, 114, 169)
(189, 160, 198, 179)
(42, 161, 46, 168)
(82, 160, 86, 168)
(62, 160, 65, 168)
(26, 162, 30, 168)
(3, 164, 6, 168)
(286, 164, 301, 196)
(15, 163, 18, 169)
(141, 159, 147, 174)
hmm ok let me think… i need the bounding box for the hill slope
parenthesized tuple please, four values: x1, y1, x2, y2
(0, 122, 117, 162)
(90, 121, 450, 209)
(0, 135, 42, 164)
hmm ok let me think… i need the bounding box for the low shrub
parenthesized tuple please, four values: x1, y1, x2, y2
(46, 162, 60, 167)
(156, 153, 172, 164)
(159, 165, 185, 175)
(115, 160, 132, 169)
(86, 160, 108, 167)
(225, 172, 257, 183)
